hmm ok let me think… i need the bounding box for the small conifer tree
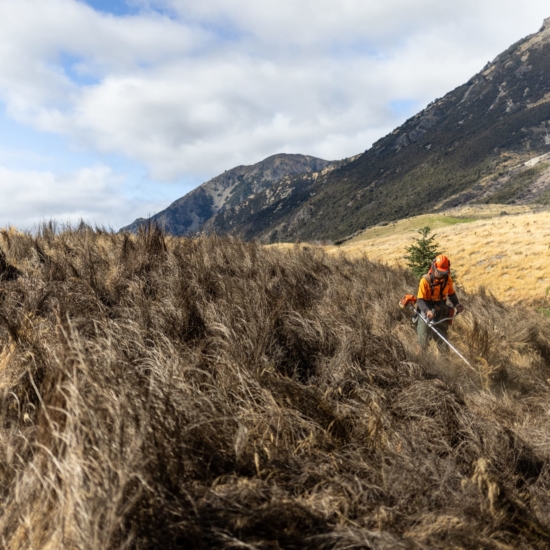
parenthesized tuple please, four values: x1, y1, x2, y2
(404, 226, 440, 279)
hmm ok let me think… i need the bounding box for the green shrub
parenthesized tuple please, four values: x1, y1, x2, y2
(404, 226, 441, 278)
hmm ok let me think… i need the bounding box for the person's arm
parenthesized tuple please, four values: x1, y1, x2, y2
(417, 298, 430, 314)
(448, 292, 464, 312)
(447, 276, 464, 312)
(417, 278, 434, 317)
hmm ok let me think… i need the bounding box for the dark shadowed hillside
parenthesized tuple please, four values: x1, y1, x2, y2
(0, 225, 549, 548)
(120, 154, 331, 235)
(206, 18, 550, 242)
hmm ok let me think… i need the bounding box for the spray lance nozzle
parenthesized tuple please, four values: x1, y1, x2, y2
(398, 294, 474, 370)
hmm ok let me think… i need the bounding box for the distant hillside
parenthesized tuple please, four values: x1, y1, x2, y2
(330, 205, 550, 304)
(120, 154, 331, 235)
(207, 18, 550, 242)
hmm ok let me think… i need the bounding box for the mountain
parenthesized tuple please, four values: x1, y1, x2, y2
(120, 154, 332, 235)
(205, 18, 550, 242)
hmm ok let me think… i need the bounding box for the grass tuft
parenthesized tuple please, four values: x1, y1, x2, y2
(0, 225, 548, 548)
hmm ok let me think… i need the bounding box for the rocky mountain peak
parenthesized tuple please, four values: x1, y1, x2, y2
(123, 18, 550, 243)
(514, 17, 550, 54)
(203, 17, 550, 243)
(120, 153, 331, 235)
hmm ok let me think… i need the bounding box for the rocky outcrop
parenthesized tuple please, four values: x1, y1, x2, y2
(120, 154, 331, 235)
(124, 18, 550, 243)
(202, 18, 550, 243)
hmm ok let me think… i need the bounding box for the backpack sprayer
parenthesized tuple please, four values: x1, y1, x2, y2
(399, 295, 475, 370)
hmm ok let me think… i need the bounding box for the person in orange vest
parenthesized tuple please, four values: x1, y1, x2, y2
(416, 254, 464, 348)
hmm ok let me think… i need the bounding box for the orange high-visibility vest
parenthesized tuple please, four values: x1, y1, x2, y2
(417, 274, 455, 302)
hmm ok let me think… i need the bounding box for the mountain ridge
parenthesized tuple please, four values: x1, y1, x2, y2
(124, 18, 550, 243)
(120, 153, 332, 235)
(204, 18, 550, 242)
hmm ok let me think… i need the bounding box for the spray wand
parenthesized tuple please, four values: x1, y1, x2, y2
(399, 294, 475, 371)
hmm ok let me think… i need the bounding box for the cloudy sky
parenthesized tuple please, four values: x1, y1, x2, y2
(1, 0, 549, 229)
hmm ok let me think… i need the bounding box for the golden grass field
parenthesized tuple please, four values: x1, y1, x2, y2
(330, 205, 550, 304)
(0, 225, 550, 547)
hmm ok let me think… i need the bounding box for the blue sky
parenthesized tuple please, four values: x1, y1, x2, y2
(0, 0, 549, 230)
(0, 92, 198, 226)
(82, 0, 136, 16)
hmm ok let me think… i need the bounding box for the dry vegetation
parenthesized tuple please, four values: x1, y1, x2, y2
(335, 206, 550, 304)
(0, 224, 549, 548)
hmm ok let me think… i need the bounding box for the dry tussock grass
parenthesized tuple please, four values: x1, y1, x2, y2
(334, 210, 550, 303)
(0, 224, 548, 548)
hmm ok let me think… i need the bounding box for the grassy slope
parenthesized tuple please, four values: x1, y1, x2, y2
(211, 38, 550, 244)
(333, 206, 550, 303)
(0, 226, 549, 548)
(344, 214, 477, 242)
(289, 103, 550, 242)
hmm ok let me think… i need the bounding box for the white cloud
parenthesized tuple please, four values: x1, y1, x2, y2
(0, 0, 549, 226)
(0, 164, 157, 230)
(152, 0, 549, 52)
(0, 0, 205, 114)
(0, 146, 53, 166)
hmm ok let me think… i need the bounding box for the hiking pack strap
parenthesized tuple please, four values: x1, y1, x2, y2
(422, 273, 448, 300)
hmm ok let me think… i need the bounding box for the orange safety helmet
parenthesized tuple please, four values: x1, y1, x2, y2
(430, 254, 451, 278)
